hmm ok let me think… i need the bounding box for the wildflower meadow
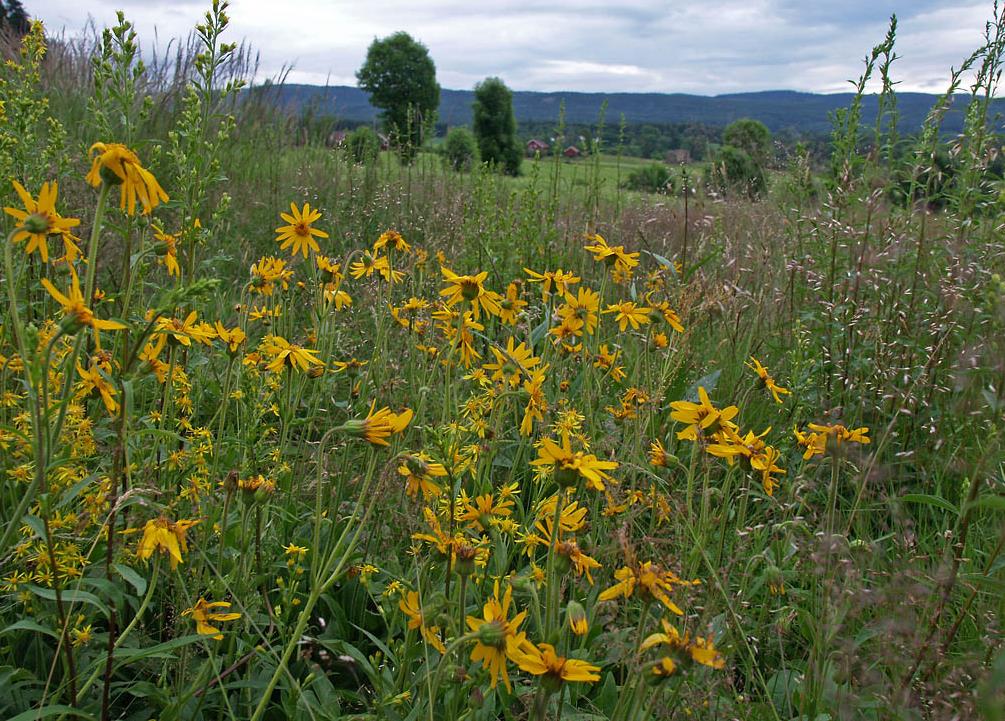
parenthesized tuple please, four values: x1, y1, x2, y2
(0, 4, 1003, 720)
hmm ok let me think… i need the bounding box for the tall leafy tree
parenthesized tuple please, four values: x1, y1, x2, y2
(356, 32, 439, 161)
(472, 77, 521, 175)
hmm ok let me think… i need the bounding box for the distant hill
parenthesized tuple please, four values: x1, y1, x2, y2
(255, 84, 1000, 136)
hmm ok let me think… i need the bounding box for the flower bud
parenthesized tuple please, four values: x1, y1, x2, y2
(23, 212, 50, 234)
(566, 600, 588, 636)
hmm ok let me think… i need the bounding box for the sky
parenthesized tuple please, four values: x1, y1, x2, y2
(27, 0, 998, 95)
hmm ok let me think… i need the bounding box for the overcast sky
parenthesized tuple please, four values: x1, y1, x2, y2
(27, 0, 997, 95)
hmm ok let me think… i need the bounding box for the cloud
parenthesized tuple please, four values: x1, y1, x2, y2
(28, 0, 999, 95)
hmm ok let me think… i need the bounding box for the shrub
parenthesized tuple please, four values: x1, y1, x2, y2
(347, 126, 380, 164)
(625, 162, 673, 194)
(443, 126, 478, 172)
(708, 145, 765, 198)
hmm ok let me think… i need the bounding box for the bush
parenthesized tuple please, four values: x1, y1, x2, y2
(625, 163, 674, 194)
(347, 126, 380, 164)
(708, 145, 765, 199)
(443, 127, 478, 172)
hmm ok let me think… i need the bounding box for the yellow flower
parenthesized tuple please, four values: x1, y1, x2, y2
(556, 287, 600, 336)
(598, 561, 698, 615)
(746, 357, 790, 403)
(70, 623, 93, 647)
(566, 601, 589, 636)
(457, 490, 516, 533)
(583, 233, 639, 273)
(399, 590, 446, 653)
(483, 337, 541, 389)
(154, 311, 217, 347)
(497, 282, 527, 325)
(440, 266, 502, 319)
(373, 229, 411, 253)
(132, 517, 200, 570)
(465, 580, 529, 692)
(521, 366, 548, 437)
(604, 301, 651, 332)
(796, 423, 871, 459)
(41, 266, 125, 333)
(641, 618, 725, 673)
(275, 202, 329, 258)
(669, 386, 739, 441)
(4, 180, 81, 263)
(344, 400, 413, 446)
(261, 334, 324, 373)
(523, 267, 580, 300)
(214, 322, 246, 354)
(397, 452, 447, 499)
(250, 256, 294, 295)
(647, 299, 685, 333)
(76, 360, 118, 415)
(182, 598, 241, 640)
(86, 142, 168, 215)
(512, 642, 601, 686)
(531, 432, 618, 491)
(153, 226, 181, 277)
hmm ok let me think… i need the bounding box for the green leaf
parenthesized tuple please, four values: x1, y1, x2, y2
(900, 493, 958, 515)
(1, 619, 59, 639)
(114, 563, 148, 596)
(6, 706, 94, 721)
(114, 634, 205, 665)
(28, 586, 110, 617)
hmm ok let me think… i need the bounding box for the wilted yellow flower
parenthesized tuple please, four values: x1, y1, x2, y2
(182, 598, 241, 640)
(87, 142, 168, 215)
(132, 517, 200, 570)
(599, 561, 698, 615)
(746, 357, 790, 404)
(512, 642, 601, 686)
(399, 590, 446, 653)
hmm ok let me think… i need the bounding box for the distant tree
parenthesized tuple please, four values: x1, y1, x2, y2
(723, 118, 772, 167)
(709, 145, 765, 199)
(1, 1, 31, 35)
(443, 127, 478, 172)
(356, 32, 440, 162)
(472, 77, 521, 176)
(347, 126, 380, 164)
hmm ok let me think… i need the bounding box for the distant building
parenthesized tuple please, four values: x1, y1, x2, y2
(526, 139, 549, 156)
(563, 146, 581, 159)
(665, 148, 692, 165)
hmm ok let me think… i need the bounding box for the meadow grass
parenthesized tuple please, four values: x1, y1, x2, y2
(0, 6, 1003, 721)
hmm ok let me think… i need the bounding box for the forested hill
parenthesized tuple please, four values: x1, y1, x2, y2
(254, 84, 997, 135)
